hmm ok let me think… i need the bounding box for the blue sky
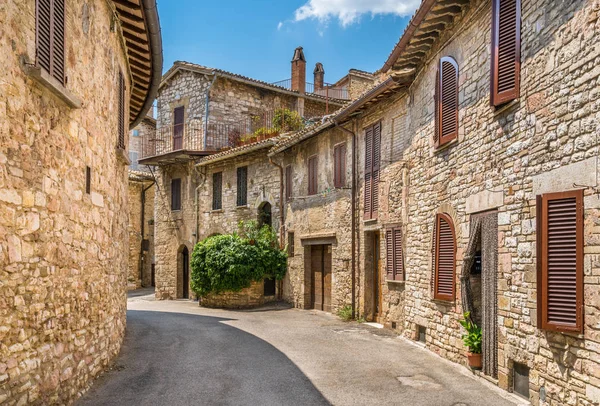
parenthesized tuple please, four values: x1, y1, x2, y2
(157, 0, 419, 84)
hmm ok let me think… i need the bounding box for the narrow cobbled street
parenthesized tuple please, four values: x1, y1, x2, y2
(79, 290, 524, 406)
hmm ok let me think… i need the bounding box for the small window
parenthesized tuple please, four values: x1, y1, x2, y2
(491, 0, 521, 106)
(132, 130, 140, 137)
(212, 172, 222, 210)
(264, 277, 276, 296)
(36, 0, 65, 85)
(385, 226, 404, 281)
(288, 232, 294, 257)
(308, 156, 318, 195)
(418, 325, 426, 343)
(513, 363, 529, 399)
(364, 122, 381, 220)
(85, 166, 91, 194)
(434, 57, 459, 148)
(433, 213, 456, 301)
(537, 190, 583, 333)
(285, 165, 292, 201)
(118, 71, 126, 149)
(236, 166, 248, 207)
(171, 178, 181, 211)
(334, 143, 346, 188)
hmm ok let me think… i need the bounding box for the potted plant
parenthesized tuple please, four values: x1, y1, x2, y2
(459, 312, 482, 369)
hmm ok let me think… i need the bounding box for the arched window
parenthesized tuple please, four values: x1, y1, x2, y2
(434, 56, 459, 148)
(433, 213, 456, 301)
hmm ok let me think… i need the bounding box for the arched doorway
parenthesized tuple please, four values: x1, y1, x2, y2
(178, 246, 190, 299)
(258, 202, 272, 228)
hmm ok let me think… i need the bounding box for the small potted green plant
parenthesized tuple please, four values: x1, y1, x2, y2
(459, 312, 482, 369)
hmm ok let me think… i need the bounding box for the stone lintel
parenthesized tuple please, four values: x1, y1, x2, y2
(465, 190, 504, 214)
(532, 157, 596, 196)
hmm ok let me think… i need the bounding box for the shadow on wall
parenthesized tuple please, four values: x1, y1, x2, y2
(78, 310, 330, 406)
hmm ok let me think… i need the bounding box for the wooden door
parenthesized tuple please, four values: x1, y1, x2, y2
(373, 233, 382, 321)
(182, 247, 189, 299)
(173, 106, 184, 150)
(311, 245, 332, 312)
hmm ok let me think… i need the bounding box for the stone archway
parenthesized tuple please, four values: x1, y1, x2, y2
(258, 202, 272, 228)
(177, 245, 191, 299)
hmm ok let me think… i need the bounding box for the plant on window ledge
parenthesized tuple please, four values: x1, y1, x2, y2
(459, 312, 482, 369)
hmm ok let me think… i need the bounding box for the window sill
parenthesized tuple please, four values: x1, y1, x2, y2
(434, 138, 458, 153)
(116, 147, 130, 166)
(363, 218, 378, 225)
(24, 64, 82, 108)
(386, 280, 405, 285)
(432, 298, 456, 305)
(493, 99, 519, 117)
(236, 205, 249, 209)
(211, 209, 223, 214)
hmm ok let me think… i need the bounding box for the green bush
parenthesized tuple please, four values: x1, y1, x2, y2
(272, 108, 303, 132)
(190, 221, 287, 296)
(337, 305, 353, 322)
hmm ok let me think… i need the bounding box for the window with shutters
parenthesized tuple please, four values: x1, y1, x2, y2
(288, 231, 295, 257)
(285, 165, 292, 201)
(537, 190, 584, 333)
(386, 226, 404, 281)
(212, 172, 222, 210)
(308, 156, 318, 195)
(434, 57, 459, 149)
(171, 178, 181, 211)
(173, 106, 185, 150)
(36, 0, 65, 85)
(491, 0, 521, 106)
(118, 71, 126, 149)
(334, 143, 346, 188)
(236, 166, 248, 207)
(364, 122, 381, 220)
(433, 213, 456, 301)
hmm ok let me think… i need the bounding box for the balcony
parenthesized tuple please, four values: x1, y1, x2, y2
(271, 79, 350, 100)
(139, 109, 321, 165)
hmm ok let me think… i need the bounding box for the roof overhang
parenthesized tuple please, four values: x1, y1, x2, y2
(196, 140, 277, 167)
(138, 149, 211, 166)
(113, 0, 163, 129)
(381, 0, 470, 74)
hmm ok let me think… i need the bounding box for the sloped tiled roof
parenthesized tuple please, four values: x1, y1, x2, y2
(195, 137, 279, 167)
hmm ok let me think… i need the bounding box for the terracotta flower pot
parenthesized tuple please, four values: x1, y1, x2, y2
(467, 352, 482, 369)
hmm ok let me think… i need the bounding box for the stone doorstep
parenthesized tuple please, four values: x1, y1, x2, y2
(399, 336, 530, 406)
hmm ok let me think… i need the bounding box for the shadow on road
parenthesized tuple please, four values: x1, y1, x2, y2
(78, 310, 329, 406)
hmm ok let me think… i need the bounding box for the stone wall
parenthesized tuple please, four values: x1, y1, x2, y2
(281, 128, 353, 313)
(129, 118, 155, 172)
(127, 173, 155, 290)
(349, 0, 600, 404)
(0, 0, 131, 403)
(156, 69, 210, 130)
(199, 281, 277, 309)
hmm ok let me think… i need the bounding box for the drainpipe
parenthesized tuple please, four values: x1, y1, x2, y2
(194, 167, 207, 245)
(204, 74, 218, 149)
(140, 179, 155, 286)
(335, 119, 357, 319)
(269, 156, 285, 300)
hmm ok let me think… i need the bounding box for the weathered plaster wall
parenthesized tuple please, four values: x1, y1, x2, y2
(0, 0, 131, 403)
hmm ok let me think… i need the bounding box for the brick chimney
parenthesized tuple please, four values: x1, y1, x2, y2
(291, 47, 306, 94)
(313, 63, 324, 91)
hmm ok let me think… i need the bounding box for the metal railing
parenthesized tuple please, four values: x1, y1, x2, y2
(271, 79, 350, 100)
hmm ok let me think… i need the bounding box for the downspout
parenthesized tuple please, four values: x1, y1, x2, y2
(194, 166, 207, 245)
(140, 179, 155, 285)
(203, 74, 218, 150)
(335, 119, 357, 319)
(269, 156, 285, 301)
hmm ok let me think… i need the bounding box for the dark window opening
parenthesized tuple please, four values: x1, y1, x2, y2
(288, 232, 295, 257)
(258, 202, 272, 228)
(237, 166, 248, 207)
(264, 277, 276, 296)
(212, 172, 222, 210)
(85, 166, 91, 194)
(418, 325, 426, 343)
(171, 178, 181, 211)
(513, 363, 530, 399)
(285, 165, 292, 201)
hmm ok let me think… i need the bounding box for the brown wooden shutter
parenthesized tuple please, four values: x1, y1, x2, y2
(236, 166, 248, 206)
(285, 165, 292, 201)
(491, 0, 521, 106)
(372, 123, 381, 218)
(386, 229, 394, 280)
(538, 190, 584, 333)
(334, 143, 346, 188)
(434, 213, 456, 301)
(308, 156, 317, 195)
(436, 57, 459, 148)
(212, 172, 222, 210)
(118, 72, 126, 149)
(171, 178, 181, 211)
(430, 219, 438, 293)
(36, 0, 65, 85)
(173, 106, 185, 150)
(386, 227, 404, 281)
(364, 126, 373, 219)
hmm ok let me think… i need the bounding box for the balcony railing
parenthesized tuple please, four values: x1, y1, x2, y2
(271, 79, 350, 100)
(140, 109, 323, 161)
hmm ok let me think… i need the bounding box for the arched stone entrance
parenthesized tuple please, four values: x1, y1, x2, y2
(258, 202, 272, 228)
(177, 245, 190, 299)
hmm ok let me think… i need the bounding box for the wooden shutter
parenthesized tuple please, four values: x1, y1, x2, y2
(386, 227, 404, 281)
(538, 190, 584, 333)
(171, 178, 181, 211)
(36, 0, 65, 85)
(118, 71, 126, 149)
(491, 0, 521, 106)
(308, 156, 317, 195)
(334, 143, 346, 188)
(212, 172, 222, 210)
(237, 166, 248, 206)
(434, 213, 456, 301)
(435, 57, 459, 148)
(173, 106, 185, 150)
(285, 165, 292, 201)
(364, 123, 381, 219)
(288, 232, 294, 257)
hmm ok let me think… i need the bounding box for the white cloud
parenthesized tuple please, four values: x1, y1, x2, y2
(294, 0, 420, 27)
(277, 21, 283, 30)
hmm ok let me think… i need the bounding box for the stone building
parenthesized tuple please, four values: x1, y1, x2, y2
(129, 115, 156, 172)
(140, 48, 353, 300)
(0, 0, 161, 404)
(271, 0, 600, 404)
